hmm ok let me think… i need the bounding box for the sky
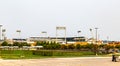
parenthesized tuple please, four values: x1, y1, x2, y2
(0, 0, 120, 41)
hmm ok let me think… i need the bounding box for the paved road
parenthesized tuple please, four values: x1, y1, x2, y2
(0, 57, 119, 66)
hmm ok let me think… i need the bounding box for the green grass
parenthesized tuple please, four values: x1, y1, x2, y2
(0, 50, 109, 59)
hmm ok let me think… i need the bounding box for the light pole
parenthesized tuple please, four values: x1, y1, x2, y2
(95, 28, 98, 44)
(95, 28, 98, 56)
(41, 31, 47, 37)
(2, 29, 6, 40)
(56, 26, 66, 44)
(77, 30, 81, 42)
(41, 31, 47, 41)
(107, 36, 109, 44)
(16, 30, 21, 39)
(90, 28, 94, 44)
(77, 31, 81, 37)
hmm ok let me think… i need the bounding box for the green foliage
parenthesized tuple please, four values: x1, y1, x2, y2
(1, 41, 8, 46)
(99, 44, 105, 48)
(115, 45, 120, 50)
(21, 42, 30, 46)
(68, 44, 75, 50)
(60, 44, 67, 50)
(0, 50, 95, 59)
(13, 42, 30, 48)
(43, 41, 61, 50)
(13, 42, 20, 46)
(76, 44, 81, 50)
(92, 44, 99, 54)
(32, 50, 94, 56)
(104, 45, 114, 53)
(36, 41, 44, 46)
(33, 50, 53, 56)
(1, 50, 33, 59)
(8, 44, 12, 46)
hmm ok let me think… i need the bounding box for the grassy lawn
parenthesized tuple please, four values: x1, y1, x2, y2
(0, 50, 109, 59)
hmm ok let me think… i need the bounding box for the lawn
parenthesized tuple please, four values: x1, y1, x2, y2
(0, 50, 108, 59)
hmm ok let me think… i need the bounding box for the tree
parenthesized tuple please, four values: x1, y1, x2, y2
(85, 44, 94, 50)
(1, 41, 8, 46)
(13, 42, 20, 46)
(115, 45, 120, 50)
(104, 45, 114, 54)
(21, 42, 29, 46)
(43, 41, 60, 50)
(99, 44, 105, 48)
(36, 41, 43, 46)
(8, 44, 12, 46)
(92, 44, 99, 55)
(60, 44, 67, 50)
(76, 44, 81, 50)
(68, 44, 75, 50)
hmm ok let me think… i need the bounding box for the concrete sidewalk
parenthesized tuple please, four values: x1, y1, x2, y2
(0, 57, 119, 66)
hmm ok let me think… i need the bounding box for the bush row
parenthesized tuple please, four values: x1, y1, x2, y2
(32, 50, 95, 56)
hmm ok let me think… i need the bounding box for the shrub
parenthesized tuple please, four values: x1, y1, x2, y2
(68, 44, 75, 50)
(1, 41, 8, 46)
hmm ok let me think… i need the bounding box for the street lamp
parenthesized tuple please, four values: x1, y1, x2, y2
(95, 28, 98, 44)
(90, 28, 94, 44)
(41, 31, 47, 37)
(16, 30, 21, 39)
(107, 36, 109, 44)
(77, 31, 81, 37)
(77, 30, 81, 42)
(2, 29, 6, 40)
(56, 26, 66, 44)
(95, 28, 98, 56)
(41, 31, 47, 41)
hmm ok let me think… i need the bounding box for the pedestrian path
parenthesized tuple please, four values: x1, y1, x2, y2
(0, 57, 119, 66)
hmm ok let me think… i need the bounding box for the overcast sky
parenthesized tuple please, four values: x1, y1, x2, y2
(0, 0, 120, 41)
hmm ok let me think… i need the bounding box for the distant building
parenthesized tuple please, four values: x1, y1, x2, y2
(87, 38, 96, 44)
(29, 36, 86, 44)
(108, 41, 120, 45)
(12, 38, 35, 46)
(12, 38, 27, 43)
(87, 38, 103, 45)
